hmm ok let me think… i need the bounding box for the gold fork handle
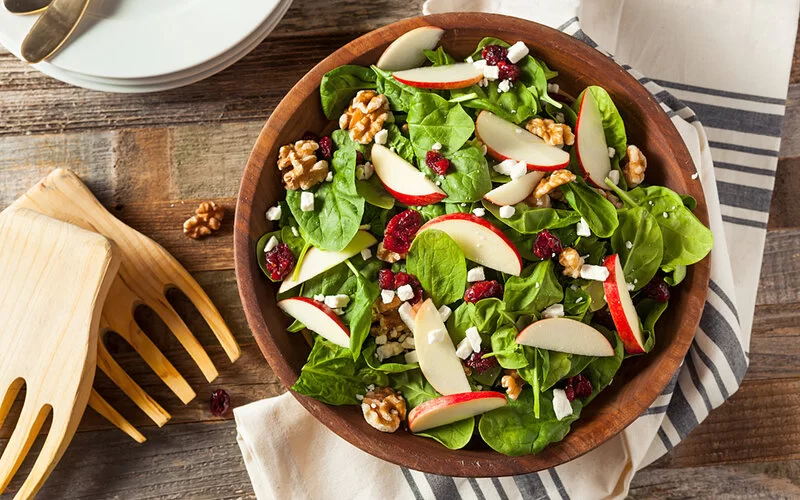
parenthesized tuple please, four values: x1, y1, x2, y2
(20, 0, 90, 63)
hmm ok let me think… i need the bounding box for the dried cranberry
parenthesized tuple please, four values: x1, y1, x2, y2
(318, 136, 335, 159)
(394, 272, 424, 304)
(532, 229, 563, 260)
(464, 280, 504, 303)
(593, 308, 616, 331)
(565, 375, 593, 400)
(641, 275, 670, 302)
(481, 45, 508, 66)
(564, 385, 576, 402)
(301, 131, 319, 142)
(496, 61, 520, 81)
(378, 269, 395, 290)
(425, 151, 450, 176)
(355, 150, 365, 165)
(383, 209, 423, 253)
(264, 242, 295, 280)
(210, 389, 230, 416)
(465, 349, 499, 374)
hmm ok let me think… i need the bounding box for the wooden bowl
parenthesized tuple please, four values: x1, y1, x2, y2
(234, 13, 710, 476)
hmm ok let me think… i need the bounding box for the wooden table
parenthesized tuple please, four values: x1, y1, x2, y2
(0, 2, 798, 497)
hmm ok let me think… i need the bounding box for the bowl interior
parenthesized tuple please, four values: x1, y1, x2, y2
(234, 13, 710, 476)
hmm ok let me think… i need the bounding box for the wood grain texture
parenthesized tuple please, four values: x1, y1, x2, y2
(756, 228, 800, 306)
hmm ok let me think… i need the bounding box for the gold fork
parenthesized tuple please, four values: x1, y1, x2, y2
(10, 169, 240, 440)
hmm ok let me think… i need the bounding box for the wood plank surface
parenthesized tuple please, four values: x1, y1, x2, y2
(0, 1, 797, 497)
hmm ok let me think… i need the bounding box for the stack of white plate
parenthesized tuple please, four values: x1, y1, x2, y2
(0, 0, 292, 93)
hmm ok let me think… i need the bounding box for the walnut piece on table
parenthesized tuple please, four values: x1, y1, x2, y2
(183, 201, 224, 239)
(501, 370, 525, 400)
(362, 386, 407, 433)
(339, 90, 390, 144)
(277, 139, 328, 191)
(622, 145, 647, 187)
(526, 118, 575, 147)
(559, 247, 584, 279)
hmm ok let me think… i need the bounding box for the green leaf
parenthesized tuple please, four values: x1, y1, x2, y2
(611, 206, 663, 290)
(372, 66, 423, 113)
(561, 179, 619, 238)
(503, 260, 563, 315)
(407, 93, 475, 156)
(424, 46, 455, 66)
(573, 86, 627, 159)
(483, 200, 581, 234)
(636, 299, 669, 353)
(286, 148, 365, 251)
(420, 145, 491, 203)
(416, 417, 475, 450)
(407, 229, 467, 307)
(664, 265, 687, 286)
(320, 65, 377, 120)
(256, 227, 307, 281)
(582, 329, 624, 401)
(344, 269, 381, 360)
(362, 343, 420, 373)
(563, 285, 591, 319)
(490, 324, 530, 369)
(356, 176, 395, 209)
(452, 80, 538, 124)
(541, 351, 572, 390)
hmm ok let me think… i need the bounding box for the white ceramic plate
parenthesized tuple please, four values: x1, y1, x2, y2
(0, 0, 283, 79)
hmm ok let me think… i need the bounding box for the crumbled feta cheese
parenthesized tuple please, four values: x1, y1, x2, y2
(555, 112, 565, 123)
(427, 328, 446, 344)
(472, 59, 487, 71)
(506, 41, 530, 63)
(580, 264, 610, 282)
(467, 266, 486, 282)
(455, 338, 473, 359)
(465, 327, 482, 352)
(314, 294, 325, 302)
(547, 82, 560, 94)
(356, 394, 364, 401)
(438, 305, 452, 322)
(625, 240, 633, 250)
(373, 129, 388, 145)
(401, 335, 415, 349)
(404, 350, 419, 364)
(542, 303, 565, 318)
(398, 302, 416, 332)
(264, 235, 279, 253)
(324, 294, 350, 309)
(435, 180, 441, 186)
(333, 308, 345, 315)
(396, 284, 415, 302)
(499, 205, 516, 219)
(356, 162, 374, 180)
(552, 389, 574, 420)
(608, 147, 616, 158)
(472, 207, 486, 217)
(361, 248, 372, 260)
(291, 227, 299, 237)
(325, 171, 333, 182)
(265, 205, 282, 221)
(691, 171, 699, 180)
(576, 218, 591, 237)
(381, 289, 396, 304)
(627, 282, 636, 291)
(497, 79, 511, 93)
(300, 191, 315, 212)
(493, 159, 517, 176)
(367, 384, 375, 391)
(509, 161, 528, 179)
(607, 170, 620, 185)
(663, 212, 669, 218)
(466, 55, 474, 63)
(478, 77, 489, 87)
(375, 334, 388, 345)
(483, 64, 500, 81)
(431, 142, 442, 151)
(376, 342, 404, 361)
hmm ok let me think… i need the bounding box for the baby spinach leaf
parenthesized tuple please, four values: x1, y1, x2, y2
(361, 203, 391, 237)
(419, 203, 447, 220)
(611, 206, 663, 290)
(356, 176, 395, 209)
(407, 93, 475, 155)
(582, 329, 624, 400)
(424, 46, 455, 66)
(320, 65, 377, 120)
(331, 129, 369, 157)
(407, 229, 467, 307)
(287, 148, 365, 251)
(483, 200, 581, 234)
(490, 324, 530, 369)
(503, 260, 563, 315)
(573, 234, 608, 266)
(420, 145, 491, 203)
(291, 337, 387, 405)
(416, 417, 475, 450)
(664, 265, 687, 286)
(681, 194, 698, 211)
(560, 180, 619, 238)
(344, 268, 381, 360)
(452, 80, 538, 124)
(256, 226, 307, 282)
(362, 343, 419, 373)
(636, 299, 669, 353)
(573, 86, 627, 159)
(386, 123, 416, 164)
(564, 285, 591, 319)
(372, 66, 423, 113)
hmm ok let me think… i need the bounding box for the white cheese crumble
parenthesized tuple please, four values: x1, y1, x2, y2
(376, 342, 404, 361)
(381, 289, 396, 304)
(356, 162, 374, 180)
(396, 284, 415, 302)
(542, 303, 565, 318)
(373, 128, 388, 145)
(499, 205, 516, 218)
(300, 191, 315, 212)
(691, 171, 699, 180)
(497, 79, 511, 93)
(361, 248, 372, 260)
(608, 147, 616, 158)
(465, 326, 482, 352)
(325, 171, 333, 182)
(483, 64, 500, 81)
(607, 170, 620, 185)
(356, 394, 364, 401)
(438, 305, 452, 323)
(472, 59, 487, 71)
(627, 282, 636, 291)
(472, 207, 486, 217)
(478, 77, 489, 87)
(506, 41, 530, 63)
(264, 235, 279, 253)
(398, 302, 416, 332)
(324, 294, 350, 309)
(333, 308, 345, 315)
(313, 294, 325, 302)
(547, 82, 560, 94)
(493, 159, 517, 176)
(265, 205, 282, 221)
(552, 389, 574, 420)
(580, 264, 610, 282)
(427, 328, 446, 344)
(576, 218, 591, 237)
(455, 338, 473, 359)
(375, 334, 388, 345)
(467, 266, 486, 282)
(404, 350, 419, 364)
(625, 240, 633, 250)
(431, 142, 442, 151)
(509, 161, 528, 179)
(466, 55, 474, 63)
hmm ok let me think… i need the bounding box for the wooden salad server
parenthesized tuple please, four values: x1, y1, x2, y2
(10, 168, 241, 441)
(0, 208, 120, 499)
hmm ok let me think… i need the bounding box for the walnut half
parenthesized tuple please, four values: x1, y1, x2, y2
(501, 370, 525, 401)
(361, 387, 407, 433)
(339, 90, 390, 144)
(277, 140, 329, 191)
(622, 145, 647, 187)
(526, 118, 575, 147)
(183, 201, 224, 239)
(559, 247, 584, 279)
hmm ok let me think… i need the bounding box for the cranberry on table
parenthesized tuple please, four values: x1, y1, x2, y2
(532, 229, 563, 260)
(264, 242, 295, 280)
(496, 61, 521, 81)
(481, 44, 508, 66)
(641, 275, 671, 302)
(464, 280, 504, 303)
(466, 349, 499, 374)
(425, 150, 450, 176)
(383, 209, 423, 254)
(210, 389, 231, 416)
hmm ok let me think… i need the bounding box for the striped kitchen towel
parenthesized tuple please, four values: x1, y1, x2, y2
(233, 1, 799, 498)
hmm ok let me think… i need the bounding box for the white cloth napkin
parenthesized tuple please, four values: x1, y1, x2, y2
(235, 1, 799, 498)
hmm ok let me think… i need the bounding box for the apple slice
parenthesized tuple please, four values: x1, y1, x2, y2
(376, 26, 445, 71)
(393, 63, 484, 90)
(371, 144, 447, 205)
(574, 90, 612, 188)
(413, 299, 471, 396)
(277, 297, 350, 348)
(408, 391, 507, 432)
(419, 213, 522, 276)
(603, 254, 645, 354)
(278, 231, 377, 293)
(483, 170, 546, 206)
(516, 317, 614, 356)
(475, 111, 570, 171)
